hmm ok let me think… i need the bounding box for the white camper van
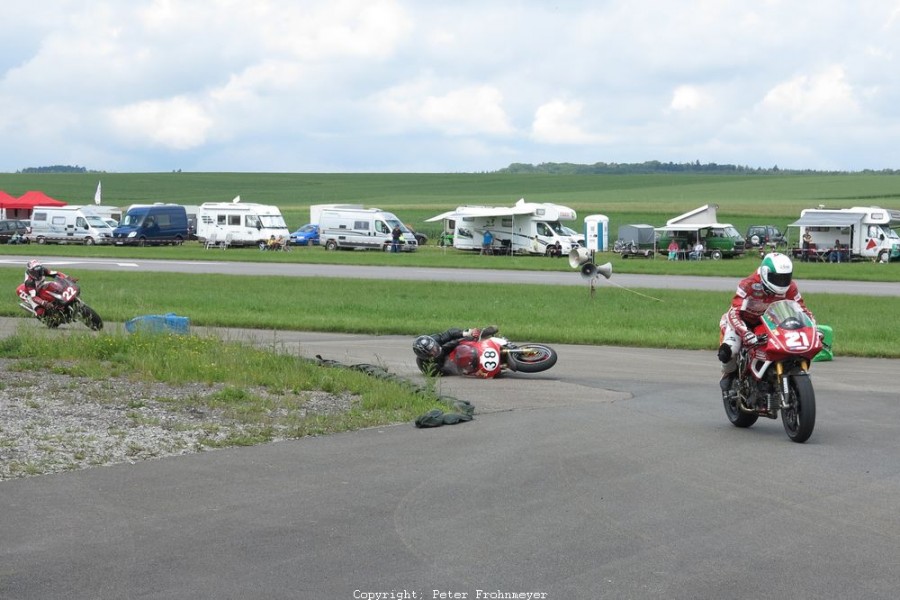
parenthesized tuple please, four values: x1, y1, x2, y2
(789, 206, 900, 263)
(318, 206, 418, 251)
(196, 201, 290, 248)
(426, 199, 578, 255)
(28, 206, 115, 245)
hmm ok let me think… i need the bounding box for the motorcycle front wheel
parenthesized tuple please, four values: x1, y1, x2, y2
(782, 373, 816, 443)
(506, 343, 558, 373)
(79, 303, 104, 331)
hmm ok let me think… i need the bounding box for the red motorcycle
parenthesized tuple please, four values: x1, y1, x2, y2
(417, 334, 558, 378)
(17, 275, 103, 331)
(721, 299, 822, 443)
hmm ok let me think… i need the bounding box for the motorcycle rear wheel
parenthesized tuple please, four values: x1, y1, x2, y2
(723, 380, 758, 428)
(782, 374, 815, 443)
(506, 343, 558, 373)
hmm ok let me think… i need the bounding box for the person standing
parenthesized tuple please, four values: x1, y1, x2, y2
(801, 231, 812, 262)
(481, 230, 494, 255)
(391, 226, 402, 253)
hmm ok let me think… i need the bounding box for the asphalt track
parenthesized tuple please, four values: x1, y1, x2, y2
(2, 260, 900, 599)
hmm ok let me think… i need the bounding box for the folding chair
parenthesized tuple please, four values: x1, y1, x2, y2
(204, 232, 218, 249)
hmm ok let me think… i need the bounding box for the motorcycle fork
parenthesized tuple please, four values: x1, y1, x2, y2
(776, 360, 809, 412)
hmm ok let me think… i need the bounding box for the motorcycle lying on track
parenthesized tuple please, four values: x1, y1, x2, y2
(721, 299, 822, 443)
(416, 332, 558, 378)
(16, 275, 104, 331)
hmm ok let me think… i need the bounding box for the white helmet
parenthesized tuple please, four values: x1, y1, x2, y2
(758, 252, 793, 295)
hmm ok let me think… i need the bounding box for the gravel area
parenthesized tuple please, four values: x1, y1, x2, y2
(0, 359, 355, 481)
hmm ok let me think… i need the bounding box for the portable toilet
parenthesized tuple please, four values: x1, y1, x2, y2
(584, 214, 609, 252)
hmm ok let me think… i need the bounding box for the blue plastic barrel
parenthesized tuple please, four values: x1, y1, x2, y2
(125, 313, 191, 335)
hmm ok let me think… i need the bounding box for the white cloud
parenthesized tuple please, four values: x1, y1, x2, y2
(669, 86, 712, 112)
(2, 0, 900, 171)
(109, 97, 213, 150)
(374, 81, 514, 136)
(760, 65, 860, 122)
(531, 100, 603, 145)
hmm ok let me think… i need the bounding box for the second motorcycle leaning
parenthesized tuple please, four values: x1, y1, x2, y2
(17, 274, 104, 331)
(720, 299, 822, 443)
(414, 328, 558, 378)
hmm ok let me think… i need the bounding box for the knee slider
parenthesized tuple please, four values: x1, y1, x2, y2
(717, 343, 732, 364)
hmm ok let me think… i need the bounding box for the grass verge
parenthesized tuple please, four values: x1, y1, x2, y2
(0, 329, 446, 446)
(1, 268, 895, 358)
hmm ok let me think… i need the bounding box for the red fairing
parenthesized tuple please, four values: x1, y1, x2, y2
(446, 337, 505, 378)
(752, 302, 822, 378)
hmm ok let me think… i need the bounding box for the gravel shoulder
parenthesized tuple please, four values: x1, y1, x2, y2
(0, 359, 354, 480)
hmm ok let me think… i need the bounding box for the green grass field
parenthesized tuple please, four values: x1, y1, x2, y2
(1, 268, 896, 358)
(3, 171, 900, 242)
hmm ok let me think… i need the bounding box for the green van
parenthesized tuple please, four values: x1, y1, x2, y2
(657, 225, 746, 259)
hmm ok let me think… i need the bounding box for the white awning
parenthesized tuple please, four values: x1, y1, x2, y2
(425, 205, 535, 222)
(788, 213, 865, 228)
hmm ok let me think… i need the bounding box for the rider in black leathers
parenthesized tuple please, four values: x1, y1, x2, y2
(413, 325, 499, 375)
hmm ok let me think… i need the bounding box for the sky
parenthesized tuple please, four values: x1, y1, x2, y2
(2, 0, 900, 173)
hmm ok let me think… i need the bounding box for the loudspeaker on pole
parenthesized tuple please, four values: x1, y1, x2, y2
(568, 248, 612, 280)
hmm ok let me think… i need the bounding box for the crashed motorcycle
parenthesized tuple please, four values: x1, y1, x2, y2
(16, 275, 104, 331)
(417, 333, 558, 378)
(721, 299, 822, 443)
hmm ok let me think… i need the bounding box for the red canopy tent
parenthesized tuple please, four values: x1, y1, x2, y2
(0, 190, 67, 219)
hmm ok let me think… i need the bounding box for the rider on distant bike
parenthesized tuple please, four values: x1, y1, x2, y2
(718, 252, 816, 396)
(22, 259, 70, 316)
(413, 325, 499, 375)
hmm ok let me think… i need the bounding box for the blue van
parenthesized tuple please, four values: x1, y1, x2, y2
(113, 204, 189, 246)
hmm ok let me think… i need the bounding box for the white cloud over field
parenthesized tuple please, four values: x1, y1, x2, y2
(2, 0, 899, 172)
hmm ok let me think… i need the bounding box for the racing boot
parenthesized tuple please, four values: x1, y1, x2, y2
(720, 371, 736, 400)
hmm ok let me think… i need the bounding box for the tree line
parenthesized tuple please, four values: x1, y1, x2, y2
(495, 161, 899, 175)
(17, 165, 98, 174)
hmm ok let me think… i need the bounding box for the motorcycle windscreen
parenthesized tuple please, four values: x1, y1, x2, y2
(761, 299, 815, 332)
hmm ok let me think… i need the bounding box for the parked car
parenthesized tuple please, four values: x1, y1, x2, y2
(289, 224, 320, 246)
(745, 225, 786, 248)
(0, 219, 31, 244)
(561, 225, 585, 246)
(406, 227, 428, 246)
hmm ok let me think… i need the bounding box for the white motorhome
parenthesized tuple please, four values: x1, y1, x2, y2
(310, 203, 364, 226)
(196, 201, 289, 247)
(77, 204, 122, 225)
(789, 206, 900, 263)
(426, 198, 578, 255)
(318, 206, 418, 251)
(28, 206, 115, 245)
